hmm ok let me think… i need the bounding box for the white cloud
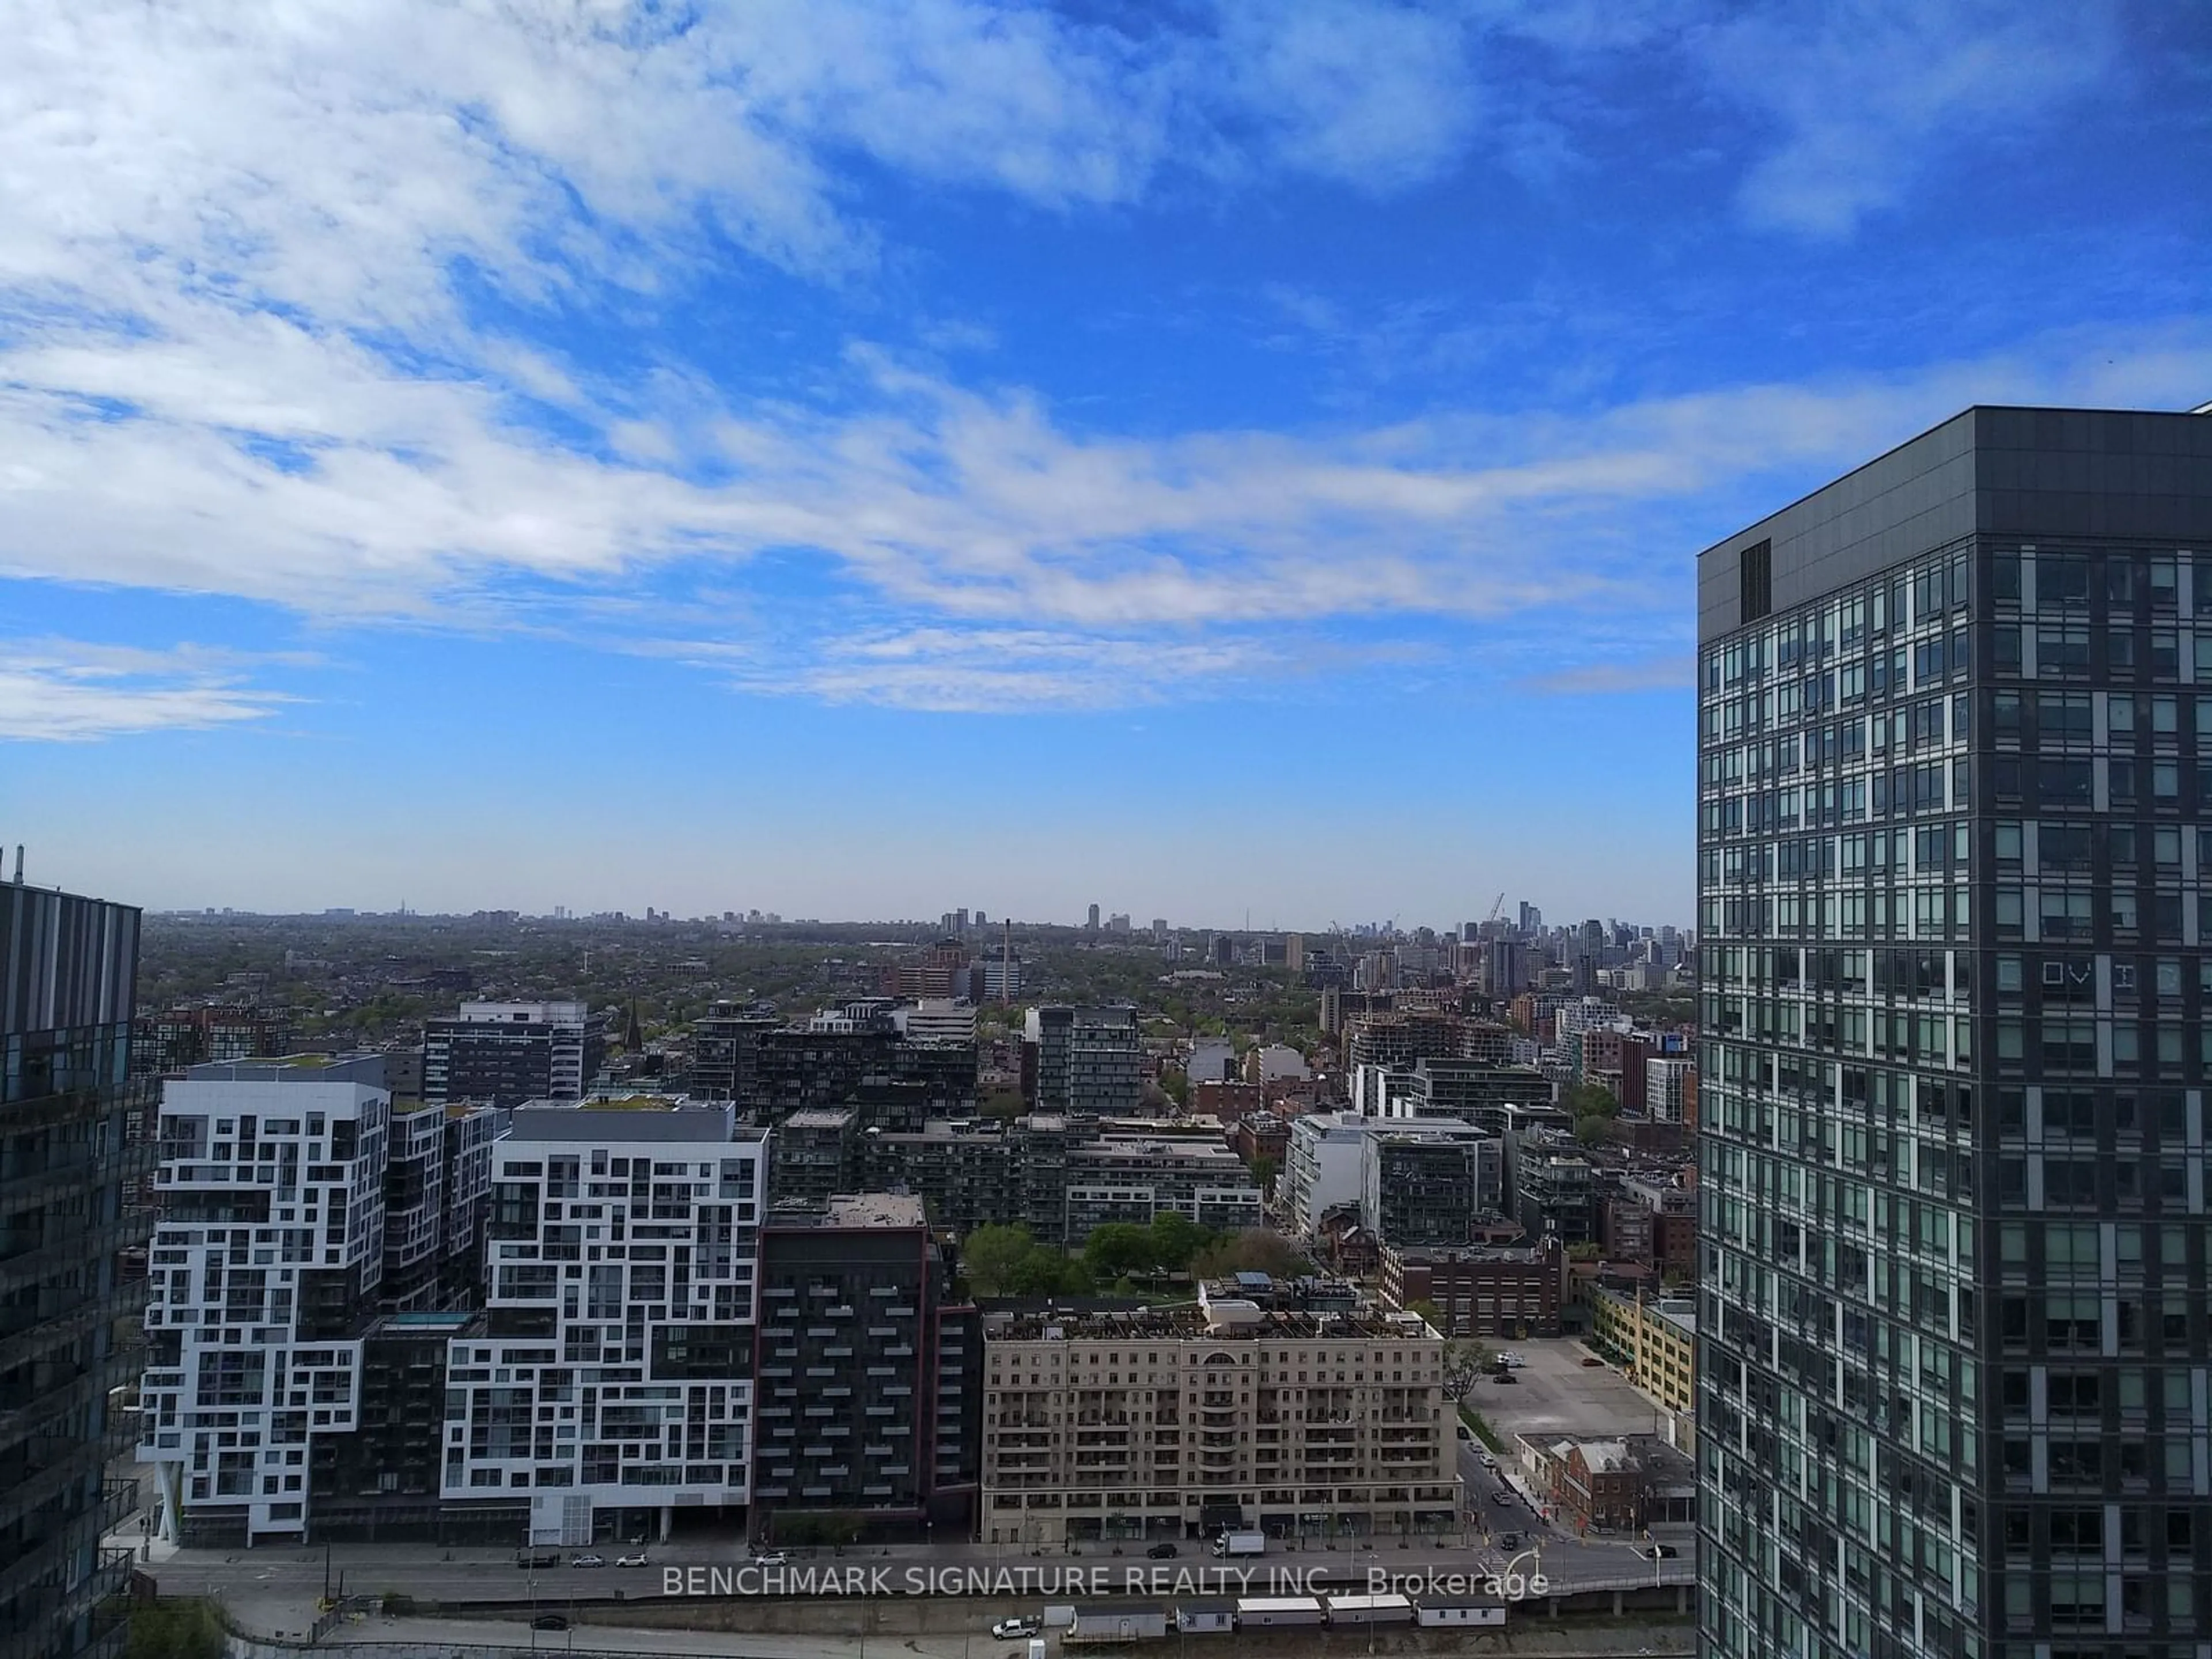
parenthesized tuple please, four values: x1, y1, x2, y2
(0, 0, 2179, 719)
(0, 639, 297, 740)
(1525, 655, 1695, 695)
(1705, 0, 2120, 237)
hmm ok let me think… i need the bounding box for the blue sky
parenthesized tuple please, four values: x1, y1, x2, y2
(3, 1, 2209, 928)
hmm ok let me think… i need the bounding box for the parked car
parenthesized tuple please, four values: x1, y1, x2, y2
(1499, 1353, 1527, 1368)
(991, 1617, 1042, 1640)
(1490, 1491, 1515, 1506)
(1493, 1370, 1518, 1384)
(615, 1552, 649, 1569)
(532, 1614, 569, 1631)
(570, 1553, 605, 1569)
(1643, 1544, 1681, 1560)
(1146, 1542, 1177, 1559)
(752, 1550, 789, 1567)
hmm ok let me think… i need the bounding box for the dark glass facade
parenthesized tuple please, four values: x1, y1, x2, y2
(1695, 407, 2212, 1659)
(0, 882, 145, 1659)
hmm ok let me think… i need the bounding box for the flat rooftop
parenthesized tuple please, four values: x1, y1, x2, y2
(1388, 1243, 1554, 1265)
(764, 1192, 929, 1230)
(510, 1099, 743, 1142)
(183, 1053, 387, 1085)
(984, 1304, 1432, 1343)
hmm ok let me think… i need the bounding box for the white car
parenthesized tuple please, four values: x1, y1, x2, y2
(752, 1550, 789, 1566)
(615, 1553, 649, 1569)
(990, 1617, 1041, 1641)
(1499, 1353, 1527, 1368)
(569, 1553, 605, 1569)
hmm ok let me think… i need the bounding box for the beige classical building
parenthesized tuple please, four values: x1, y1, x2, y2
(980, 1280, 1459, 1546)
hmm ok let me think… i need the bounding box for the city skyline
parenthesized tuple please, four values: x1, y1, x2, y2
(6, 6, 2209, 924)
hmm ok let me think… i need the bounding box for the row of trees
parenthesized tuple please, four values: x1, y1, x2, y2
(1561, 1079, 1620, 1146)
(961, 1215, 1310, 1299)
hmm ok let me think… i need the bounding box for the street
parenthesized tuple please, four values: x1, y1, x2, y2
(135, 1521, 1689, 1647)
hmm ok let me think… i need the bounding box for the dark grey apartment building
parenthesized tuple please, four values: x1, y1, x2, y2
(1, 879, 145, 1659)
(422, 1000, 601, 1108)
(752, 1194, 980, 1540)
(1025, 1006, 1141, 1116)
(1695, 407, 2212, 1659)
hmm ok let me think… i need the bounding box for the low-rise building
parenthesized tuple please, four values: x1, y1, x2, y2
(768, 1108, 860, 1205)
(1505, 1133, 1596, 1244)
(1358, 1121, 1502, 1248)
(1586, 1286, 1696, 1417)
(131, 1004, 294, 1078)
(1543, 1438, 1644, 1532)
(980, 1283, 1457, 1546)
(1028, 1006, 1143, 1116)
(1062, 1135, 1262, 1243)
(1281, 1112, 1368, 1238)
(894, 998, 979, 1046)
(1380, 1238, 1565, 1339)
(1645, 1056, 1697, 1126)
(425, 1001, 601, 1108)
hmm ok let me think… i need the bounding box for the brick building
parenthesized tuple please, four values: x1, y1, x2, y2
(1379, 1238, 1564, 1338)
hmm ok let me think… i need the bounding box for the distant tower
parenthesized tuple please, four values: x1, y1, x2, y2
(1086, 903, 1100, 930)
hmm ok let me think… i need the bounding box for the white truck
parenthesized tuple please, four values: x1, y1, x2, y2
(1212, 1531, 1266, 1558)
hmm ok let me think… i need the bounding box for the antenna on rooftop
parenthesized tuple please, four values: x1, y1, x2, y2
(10, 846, 21, 885)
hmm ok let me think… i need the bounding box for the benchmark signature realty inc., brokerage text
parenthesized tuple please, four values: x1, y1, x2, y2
(660, 1563, 1546, 1600)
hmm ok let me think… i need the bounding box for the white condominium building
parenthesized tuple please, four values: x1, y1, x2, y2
(441, 1099, 767, 1546)
(140, 1055, 392, 1545)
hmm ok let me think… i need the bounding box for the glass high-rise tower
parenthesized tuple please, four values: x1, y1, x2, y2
(1, 877, 144, 1659)
(1695, 406, 2212, 1659)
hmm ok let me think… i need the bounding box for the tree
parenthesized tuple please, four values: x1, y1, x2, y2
(1246, 1155, 1280, 1192)
(1574, 1113, 1612, 1147)
(1406, 1302, 1494, 1393)
(1562, 1081, 1619, 1119)
(1158, 1067, 1191, 1109)
(962, 1224, 1035, 1296)
(1006, 1248, 1070, 1297)
(1083, 1223, 1155, 1283)
(1191, 1227, 1304, 1281)
(1146, 1210, 1205, 1272)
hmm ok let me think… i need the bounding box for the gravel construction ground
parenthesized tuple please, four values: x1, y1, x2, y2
(1465, 1338, 1672, 1449)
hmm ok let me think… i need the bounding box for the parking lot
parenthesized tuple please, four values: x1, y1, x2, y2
(1465, 1338, 1672, 1447)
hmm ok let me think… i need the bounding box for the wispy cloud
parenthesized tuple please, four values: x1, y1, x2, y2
(0, 1, 2176, 721)
(1704, 0, 2121, 237)
(0, 639, 298, 741)
(1525, 655, 1696, 696)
